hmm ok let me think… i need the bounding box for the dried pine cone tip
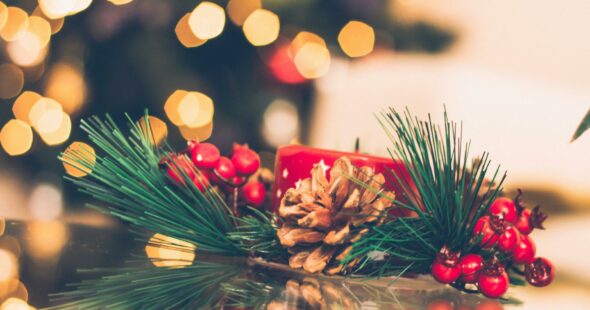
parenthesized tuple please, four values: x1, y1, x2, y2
(276, 156, 396, 274)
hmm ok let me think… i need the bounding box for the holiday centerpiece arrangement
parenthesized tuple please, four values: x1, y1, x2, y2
(55, 108, 554, 308)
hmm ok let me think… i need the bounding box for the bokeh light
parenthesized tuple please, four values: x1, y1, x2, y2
(242, 9, 280, 47)
(177, 91, 214, 128)
(145, 233, 196, 267)
(69, 0, 92, 16)
(38, 110, 71, 145)
(0, 298, 32, 310)
(262, 98, 299, 147)
(0, 7, 28, 42)
(188, 2, 225, 40)
(44, 63, 87, 115)
(0, 249, 17, 282)
(338, 21, 375, 58)
(29, 184, 63, 220)
(39, 0, 91, 19)
(28, 97, 62, 128)
(35, 106, 64, 134)
(62, 141, 96, 178)
(25, 221, 68, 263)
(0, 2, 8, 32)
(0, 64, 24, 99)
(268, 44, 306, 84)
(0, 120, 33, 156)
(6, 37, 49, 67)
(0, 280, 28, 304)
(107, 0, 133, 5)
(137, 115, 168, 146)
(226, 0, 261, 26)
(178, 122, 213, 142)
(164, 89, 189, 125)
(293, 42, 331, 79)
(289, 32, 331, 79)
(24, 16, 52, 49)
(32, 6, 64, 34)
(175, 13, 207, 48)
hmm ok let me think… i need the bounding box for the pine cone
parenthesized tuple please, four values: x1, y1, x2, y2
(277, 156, 395, 274)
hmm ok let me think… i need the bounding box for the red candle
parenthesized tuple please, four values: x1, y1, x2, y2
(272, 145, 414, 214)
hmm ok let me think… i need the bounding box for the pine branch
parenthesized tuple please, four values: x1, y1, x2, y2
(228, 208, 288, 261)
(48, 260, 245, 309)
(347, 108, 506, 275)
(60, 113, 243, 255)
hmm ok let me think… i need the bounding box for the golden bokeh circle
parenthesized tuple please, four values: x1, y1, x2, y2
(175, 13, 207, 48)
(0, 120, 33, 156)
(226, 0, 261, 26)
(243, 9, 280, 47)
(62, 141, 96, 178)
(137, 115, 168, 146)
(0, 6, 28, 42)
(188, 1, 226, 40)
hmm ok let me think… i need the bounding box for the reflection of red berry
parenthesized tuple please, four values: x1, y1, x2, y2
(426, 300, 453, 310)
(525, 257, 555, 287)
(165, 155, 195, 184)
(477, 258, 509, 298)
(431, 246, 461, 284)
(459, 254, 484, 283)
(513, 234, 536, 264)
(489, 197, 517, 223)
(191, 143, 220, 169)
(241, 181, 266, 207)
(232, 147, 260, 176)
(497, 225, 519, 253)
(214, 156, 236, 181)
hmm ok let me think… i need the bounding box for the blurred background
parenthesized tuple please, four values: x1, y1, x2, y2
(0, 0, 589, 308)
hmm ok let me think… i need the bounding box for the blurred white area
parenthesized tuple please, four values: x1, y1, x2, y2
(311, 0, 590, 206)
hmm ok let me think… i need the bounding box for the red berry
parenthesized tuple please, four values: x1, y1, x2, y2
(432, 261, 461, 284)
(474, 216, 499, 248)
(240, 181, 266, 207)
(477, 260, 509, 298)
(497, 225, 519, 253)
(213, 156, 236, 181)
(512, 234, 536, 264)
(459, 254, 484, 283)
(232, 148, 260, 176)
(187, 140, 199, 151)
(515, 206, 547, 235)
(165, 155, 196, 184)
(191, 143, 220, 169)
(192, 173, 210, 192)
(525, 257, 555, 287)
(515, 208, 533, 235)
(489, 197, 517, 223)
(431, 246, 461, 284)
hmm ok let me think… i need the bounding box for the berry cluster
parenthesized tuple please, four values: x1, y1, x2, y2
(431, 191, 554, 298)
(161, 141, 267, 210)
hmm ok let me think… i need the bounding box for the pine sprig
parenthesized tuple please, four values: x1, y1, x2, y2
(48, 261, 245, 309)
(346, 108, 506, 275)
(60, 114, 242, 255)
(228, 208, 288, 260)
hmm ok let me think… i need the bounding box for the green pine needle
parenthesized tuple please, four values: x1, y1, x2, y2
(60, 113, 243, 255)
(346, 107, 506, 275)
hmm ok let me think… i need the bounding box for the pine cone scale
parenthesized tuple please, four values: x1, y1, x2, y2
(277, 156, 395, 274)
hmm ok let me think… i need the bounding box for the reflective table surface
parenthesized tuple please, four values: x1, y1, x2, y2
(0, 219, 587, 309)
